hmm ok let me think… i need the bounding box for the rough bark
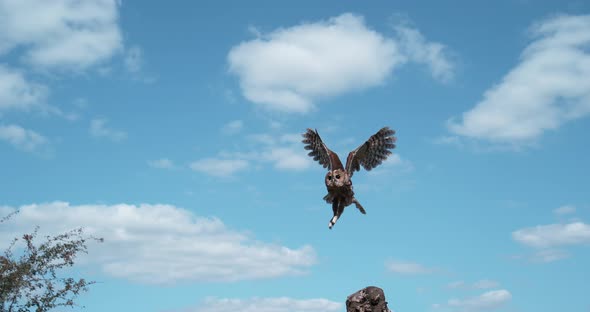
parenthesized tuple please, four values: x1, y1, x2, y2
(346, 286, 391, 312)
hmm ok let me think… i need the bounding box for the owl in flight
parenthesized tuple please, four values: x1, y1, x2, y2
(302, 127, 396, 229)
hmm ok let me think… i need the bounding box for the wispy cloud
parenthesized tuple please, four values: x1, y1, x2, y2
(433, 135, 464, 148)
(90, 118, 127, 142)
(394, 23, 454, 82)
(367, 154, 413, 176)
(553, 205, 576, 216)
(192, 131, 312, 178)
(447, 280, 500, 290)
(148, 158, 175, 169)
(228, 13, 452, 113)
(0, 202, 317, 284)
(187, 297, 341, 312)
(262, 147, 311, 170)
(0, 65, 47, 112)
(190, 158, 249, 177)
(447, 14, 590, 144)
(385, 259, 435, 275)
(0, 124, 48, 152)
(434, 289, 512, 312)
(512, 220, 590, 262)
(530, 249, 570, 263)
(513, 221, 590, 248)
(221, 120, 244, 135)
(246, 132, 312, 171)
(124, 45, 143, 73)
(472, 280, 500, 290)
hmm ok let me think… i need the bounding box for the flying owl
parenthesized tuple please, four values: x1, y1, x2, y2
(302, 127, 396, 229)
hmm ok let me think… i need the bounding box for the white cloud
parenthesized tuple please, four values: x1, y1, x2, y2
(148, 158, 175, 169)
(385, 259, 434, 275)
(190, 158, 249, 177)
(0, 202, 317, 284)
(554, 205, 576, 216)
(0, 65, 47, 111)
(0, 0, 123, 70)
(228, 13, 452, 113)
(251, 132, 313, 171)
(0, 0, 130, 126)
(448, 14, 590, 144)
(221, 120, 244, 135)
(189, 297, 341, 312)
(90, 118, 127, 142)
(512, 221, 590, 248)
(263, 147, 311, 170)
(124, 45, 143, 73)
(0, 124, 48, 151)
(394, 24, 453, 82)
(512, 216, 590, 263)
(228, 13, 400, 113)
(435, 290, 512, 312)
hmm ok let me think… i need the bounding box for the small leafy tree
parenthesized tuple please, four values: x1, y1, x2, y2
(1, 211, 103, 312)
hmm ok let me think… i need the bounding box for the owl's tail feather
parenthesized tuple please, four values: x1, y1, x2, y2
(352, 198, 366, 214)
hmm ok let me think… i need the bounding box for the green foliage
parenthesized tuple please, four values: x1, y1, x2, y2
(1, 211, 103, 312)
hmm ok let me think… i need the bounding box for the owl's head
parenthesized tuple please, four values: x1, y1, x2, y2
(325, 169, 349, 187)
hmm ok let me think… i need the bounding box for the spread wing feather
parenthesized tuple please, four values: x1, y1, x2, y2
(302, 128, 343, 171)
(345, 127, 396, 177)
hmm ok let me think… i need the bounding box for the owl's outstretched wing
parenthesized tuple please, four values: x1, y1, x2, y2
(302, 128, 343, 171)
(345, 127, 396, 177)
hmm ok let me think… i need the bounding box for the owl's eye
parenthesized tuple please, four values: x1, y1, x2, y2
(335, 174, 340, 179)
(328, 175, 332, 180)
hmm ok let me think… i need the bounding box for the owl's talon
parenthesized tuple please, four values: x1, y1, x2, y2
(329, 216, 338, 229)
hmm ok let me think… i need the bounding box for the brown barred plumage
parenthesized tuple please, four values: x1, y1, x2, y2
(346, 127, 396, 176)
(302, 127, 397, 229)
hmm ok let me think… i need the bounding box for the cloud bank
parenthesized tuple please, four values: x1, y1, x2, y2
(1, 202, 317, 284)
(0, 0, 122, 70)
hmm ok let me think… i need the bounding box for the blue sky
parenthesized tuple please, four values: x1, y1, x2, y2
(1, 1, 590, 312)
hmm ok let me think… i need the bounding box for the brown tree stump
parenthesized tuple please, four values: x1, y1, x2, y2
(346, 286, 391, 312)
